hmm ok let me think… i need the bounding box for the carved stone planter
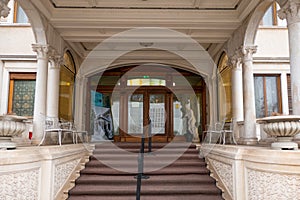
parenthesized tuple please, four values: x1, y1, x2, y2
(257, 115, 300, 150)
(0, 115, 27, 149)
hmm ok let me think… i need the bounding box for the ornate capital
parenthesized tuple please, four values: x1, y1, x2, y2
(49, 49, 63, 69)
(0, 0, 10, 18)
(229, 49, 243, 70)
(278, 0, 300, 25)
(32, 44, 50, 60)
(241, 45, 257, 62)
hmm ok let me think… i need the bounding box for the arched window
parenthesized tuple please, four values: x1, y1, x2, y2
(260, 2, 286, 27)
(218, 52, 232, 121)
(59, 50, 76, 121)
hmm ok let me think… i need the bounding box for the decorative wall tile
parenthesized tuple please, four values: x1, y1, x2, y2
(0, 169, 39, 200)
(247, 169, 300, 200)
(211, 159, 233, 196)
(54, 159, 80, 196)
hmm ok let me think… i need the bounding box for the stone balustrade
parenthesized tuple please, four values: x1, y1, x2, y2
(200, 144, 300, 200)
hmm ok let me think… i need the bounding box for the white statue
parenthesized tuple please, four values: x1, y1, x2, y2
(184, 101, 199, 142)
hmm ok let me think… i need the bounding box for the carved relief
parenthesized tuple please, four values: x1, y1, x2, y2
(0, 168, 40, 200)
(211, 159, 233, 196)
(32, 44, 50, 60)
(0, 0, 10, 18)
(54, 158, 81, 196)
(247, 169, 300, 200)
(278, 0, 300, 24)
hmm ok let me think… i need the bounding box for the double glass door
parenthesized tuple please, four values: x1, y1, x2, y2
(128, 90, 166, 138)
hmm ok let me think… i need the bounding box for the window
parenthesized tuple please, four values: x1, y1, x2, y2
(260, 3, 287, 27)
(8, 73, 36, 116)
(59, 51, 76, 121)
(218, 52, 232, 121)
(254, 75, 282, 118)
(13, 2, 28, 23)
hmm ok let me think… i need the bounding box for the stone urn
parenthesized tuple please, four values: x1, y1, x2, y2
(0, 114, 27, 149)
(257, 115, 300, 150)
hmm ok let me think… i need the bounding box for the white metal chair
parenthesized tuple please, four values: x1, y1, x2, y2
(221, 119, 237, 145)
(38, 118, 73, 146)
(202, 121, 224, 144)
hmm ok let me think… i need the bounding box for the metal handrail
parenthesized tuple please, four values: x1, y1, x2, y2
(136, 120, 152, 200)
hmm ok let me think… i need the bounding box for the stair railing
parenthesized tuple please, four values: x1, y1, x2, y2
(136, 119, 151, 200)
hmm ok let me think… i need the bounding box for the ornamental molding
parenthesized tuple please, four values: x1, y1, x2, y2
(247, 168, 300, 200)
(229, 49, 243, 70)
(0, 168, 40, 200)
(54, 158, 81, 196)
(278, 0, 300, 25)
(0, 0, 10, 18)
(241, 45, 257, 63)
(32, 44, 50, 60)
(210, 159, 233, 197)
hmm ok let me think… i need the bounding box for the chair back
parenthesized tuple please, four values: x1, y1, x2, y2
(45, 117, 59, 129)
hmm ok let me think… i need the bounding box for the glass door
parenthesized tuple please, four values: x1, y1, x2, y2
(127, 91, 167, 140)
(149, 93, 166, 135)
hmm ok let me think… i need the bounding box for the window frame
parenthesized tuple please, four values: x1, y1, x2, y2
(254, 74, 282, 117)
(8, 72, 36, 116)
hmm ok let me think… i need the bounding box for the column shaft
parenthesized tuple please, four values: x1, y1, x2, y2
(47, 55, 62, 118)
(32, 44, 49, 142)
(241, 46, 258, 145)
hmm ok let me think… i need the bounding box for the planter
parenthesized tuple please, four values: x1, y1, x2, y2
(0, 115, 27, 149)
(257, 115, 300, 150)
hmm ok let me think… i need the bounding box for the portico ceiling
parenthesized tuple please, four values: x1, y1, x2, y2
(30, 0, 262, 59)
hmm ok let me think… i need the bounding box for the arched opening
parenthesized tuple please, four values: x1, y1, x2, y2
(86, 64, 207, 142)
(59, 50, 76, 121)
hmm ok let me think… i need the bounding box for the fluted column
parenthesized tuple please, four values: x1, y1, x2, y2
(230, 53, 244, 122)
(279, 0, 300, 115)
(32, 44, 49, 142)
(47, 52, 62, 119)
(240, 45, 258, 145)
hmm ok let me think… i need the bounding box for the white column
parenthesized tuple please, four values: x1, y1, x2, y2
(0, 60, 4, 114)
(230, 54, 244, 122)
(32, 44, 49, 143)
(47, 53, 62, 119)
(280, 73, 289, 115)
(240, 46, 258, 145)
(279, 0, 300, 114)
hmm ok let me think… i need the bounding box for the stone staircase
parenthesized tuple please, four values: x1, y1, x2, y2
(67, 142, 223, 200)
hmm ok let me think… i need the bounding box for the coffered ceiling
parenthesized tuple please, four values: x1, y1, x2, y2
(29, 0, 262, 59)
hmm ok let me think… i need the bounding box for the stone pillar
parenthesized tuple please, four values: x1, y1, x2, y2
(240, 46, 258, 145)
(32, 44, 49, 143)
(47, 53, 62, 119)
(230, 54, 244, 122)
(279, 0, 300, 114)
(229, 53, 244, 141)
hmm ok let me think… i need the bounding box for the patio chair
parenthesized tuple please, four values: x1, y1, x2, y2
(38, 117, 73, 146)
(202, 121, 224, 144)
(221, 119, 237, 145)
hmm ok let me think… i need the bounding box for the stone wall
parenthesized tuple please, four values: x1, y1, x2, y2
(201, 144, 300, 200)
(0, 144, 92, 200)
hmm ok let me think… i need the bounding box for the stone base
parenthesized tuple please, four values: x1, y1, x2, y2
(0, 141, 16, 150)
(271, 141, 298, 150)
(238, 137, 258, 145)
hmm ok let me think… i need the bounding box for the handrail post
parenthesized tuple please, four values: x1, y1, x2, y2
(148, 119, 152, 153)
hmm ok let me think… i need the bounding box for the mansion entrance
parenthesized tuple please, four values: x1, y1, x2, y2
(87, 64, 206, 142)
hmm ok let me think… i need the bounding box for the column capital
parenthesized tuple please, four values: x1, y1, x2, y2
(278, 0, 300, 25)
(0, 0, 11, 18)
(229, 50, 243, 70)
(49, 51, 63, 69)
(32, 44, 50, 60)
(240, 45, 257, 62)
